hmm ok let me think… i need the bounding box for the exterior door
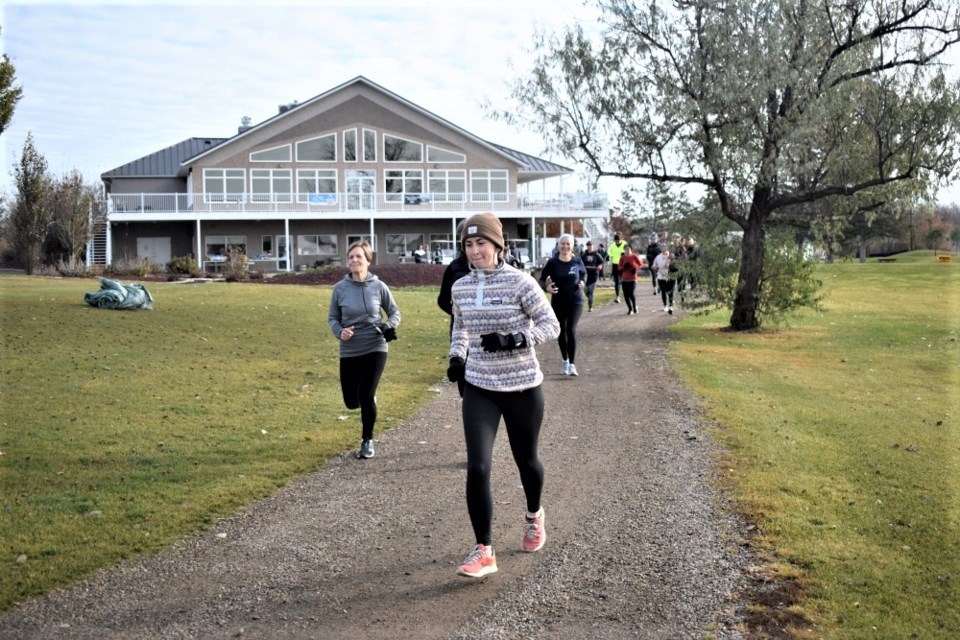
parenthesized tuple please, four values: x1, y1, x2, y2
(276, 235, 288, 271)
(346, 170, 375, 211)
(137, 237, 171, 266)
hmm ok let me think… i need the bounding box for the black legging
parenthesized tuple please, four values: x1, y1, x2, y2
(339, 351, 387, 440)
(621, 280, 638, 313)
(553, 300, 583, 364)
(659, 279, 676, 306)
(462, 383, 545, 546)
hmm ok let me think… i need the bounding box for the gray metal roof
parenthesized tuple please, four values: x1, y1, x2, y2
(102, 137, 228, 179)
(488, 142, 572, 174)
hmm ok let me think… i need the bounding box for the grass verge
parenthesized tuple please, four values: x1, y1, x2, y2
(672, 251, 959, 638)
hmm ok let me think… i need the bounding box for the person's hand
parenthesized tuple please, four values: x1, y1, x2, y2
(377, 324, 397, 342)
(480, 333, 508, 352)
(447, 357, 465, 383)
(339, 326, 355, 341)
(545, 276, 558, 294)
(480, 332, 526, 352)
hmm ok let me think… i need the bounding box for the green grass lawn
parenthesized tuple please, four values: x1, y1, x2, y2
(672, 251, 959, 639)
(0, 277, 451, 610)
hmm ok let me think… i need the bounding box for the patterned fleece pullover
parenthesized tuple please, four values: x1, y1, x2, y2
(450, 262, 560, 392)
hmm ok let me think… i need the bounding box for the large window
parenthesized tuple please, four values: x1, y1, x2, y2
(471, 170, 509, 202)
(386, 233, 425, 255)
(251, 169, 292, 202)
(384, 170, 423, 202)
(296, 234, 338, 256)
(296, 134, 337, 161)
(427, 146, 465, 163)
(347, 234, 376, 253)
(343, 129, 357, 162)
(383, 134, 423, 162)
(204, 235, 247, 258)
(297, 169, 337, 203)
(203, 169, 245, 202)
(250, 145, 291, 162)
(363, 129, 377, 162)
(428, 170, 466, 202)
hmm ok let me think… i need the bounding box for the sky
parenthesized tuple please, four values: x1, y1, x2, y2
(2, 0, 960, 207)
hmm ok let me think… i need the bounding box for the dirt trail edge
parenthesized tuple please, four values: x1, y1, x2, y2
(1, 291, 754, 640)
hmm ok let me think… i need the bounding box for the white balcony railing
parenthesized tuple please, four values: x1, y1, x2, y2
(108, 192, 609, 216)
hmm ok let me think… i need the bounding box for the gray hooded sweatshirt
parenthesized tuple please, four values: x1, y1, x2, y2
(328, 272, 401, 358)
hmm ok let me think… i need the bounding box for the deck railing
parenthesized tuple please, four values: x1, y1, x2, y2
(108, 192, 609, 216)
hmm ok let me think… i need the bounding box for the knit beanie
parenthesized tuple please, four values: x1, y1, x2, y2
(460, 212, 504, 251)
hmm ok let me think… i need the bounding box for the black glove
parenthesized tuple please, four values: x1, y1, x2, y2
(378, 324, 397, 342)
(447, 357, 465, 383)
(479, 332, 526, 352)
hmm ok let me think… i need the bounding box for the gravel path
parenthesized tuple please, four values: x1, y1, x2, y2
(1, 289, 754, 639)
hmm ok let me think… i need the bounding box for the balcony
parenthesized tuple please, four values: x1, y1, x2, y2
(107, 192, 610, 219)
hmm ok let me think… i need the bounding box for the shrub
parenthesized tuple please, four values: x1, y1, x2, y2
(167, 255, 199, 275)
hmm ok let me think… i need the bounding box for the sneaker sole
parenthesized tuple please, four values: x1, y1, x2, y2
(457, 564, 498, 578)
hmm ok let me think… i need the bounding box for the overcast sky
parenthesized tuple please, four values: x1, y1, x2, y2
(2, 0, 959, 206)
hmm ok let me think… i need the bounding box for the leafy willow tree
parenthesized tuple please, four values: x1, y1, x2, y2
(497, 0, 960, 329)
(0, 26, 23, 137)
(11, 133, 54, 274)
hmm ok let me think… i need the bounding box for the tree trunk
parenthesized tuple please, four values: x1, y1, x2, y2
(858, 235, 867, 263)
(729, 206, 767, 330)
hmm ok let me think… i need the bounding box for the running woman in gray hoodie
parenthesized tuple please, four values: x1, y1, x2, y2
(328, 241, 401, 459)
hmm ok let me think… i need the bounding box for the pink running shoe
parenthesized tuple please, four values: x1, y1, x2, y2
(457, 544, 498, 578)
(522, 508, 546, 552)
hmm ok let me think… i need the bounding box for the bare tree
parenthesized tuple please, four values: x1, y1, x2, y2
(495, 0, 960, 329)
(51, 171, 101, 267)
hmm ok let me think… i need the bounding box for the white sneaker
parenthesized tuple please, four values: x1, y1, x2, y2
(663, 306, 669, 312)
(562, 360, 570, 375)
(568, 363, 578, 376)
(615, 297, 621, 303)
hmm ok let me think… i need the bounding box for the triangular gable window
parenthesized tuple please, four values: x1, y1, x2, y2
(427, 146, 465, 163)
(250, 145, 291, 162)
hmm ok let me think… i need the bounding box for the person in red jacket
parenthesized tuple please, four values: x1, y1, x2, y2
(617, 244, 644, 315)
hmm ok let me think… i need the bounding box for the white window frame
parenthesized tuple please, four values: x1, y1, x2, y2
(250, 144, 291, 162)
(383, 134, 423, 162)
(363, 129, 377, 162)
(470, 170, 509, 203)
(251, 169, 292, 203)
(343, 128, 358, 163)
(296, 133, 337, 162)
(384, 170, 424, 203)
(297, 169, 338, 204)
(426, 145, 466, 163)
(428, 170, 466, 202)
(203, 168, 245, 203)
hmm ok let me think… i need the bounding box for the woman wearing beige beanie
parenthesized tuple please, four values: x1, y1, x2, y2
(446, 212, 560, 578)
